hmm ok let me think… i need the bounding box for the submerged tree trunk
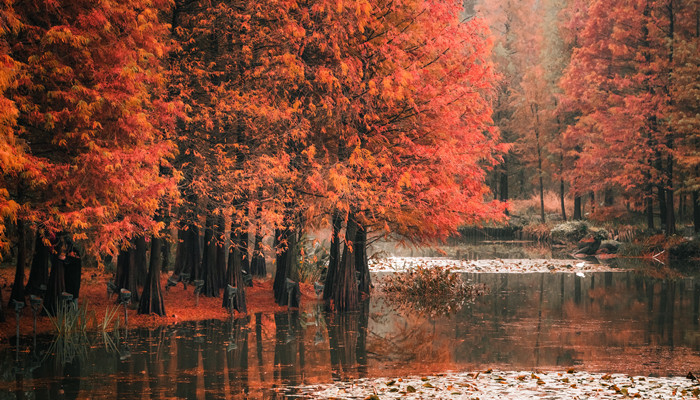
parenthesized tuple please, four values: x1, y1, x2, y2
(332, 214, 359, 311)
(323, 212, 343, 301)
(26, 233, 50, 295)
(9, 219, 27, 306)
(138, 234, 166, 316)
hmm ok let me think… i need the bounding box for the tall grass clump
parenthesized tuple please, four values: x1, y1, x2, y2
(381, 265, 486, 317)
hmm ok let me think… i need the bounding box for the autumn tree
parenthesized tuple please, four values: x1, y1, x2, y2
(1, 0, 177, 308)
(560, 0, 685, 233)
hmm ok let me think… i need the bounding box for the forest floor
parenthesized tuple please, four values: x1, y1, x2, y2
(0, 267, 316, 344)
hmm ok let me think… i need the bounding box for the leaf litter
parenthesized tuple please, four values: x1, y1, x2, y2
(292, 370, 700, 399)
(370, 257, 623, 274)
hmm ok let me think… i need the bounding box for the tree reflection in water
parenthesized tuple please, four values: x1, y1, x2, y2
(1, 271, 700, 399)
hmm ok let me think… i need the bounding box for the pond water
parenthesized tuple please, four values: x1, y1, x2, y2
(1, 266, 700, 399)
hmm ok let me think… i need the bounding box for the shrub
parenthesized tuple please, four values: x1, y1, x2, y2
(550, 221, 589, 243)
(523, 222, 553, 242)
(295, 235, 329, 283)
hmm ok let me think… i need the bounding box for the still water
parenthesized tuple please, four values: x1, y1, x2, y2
(1, 269, 699, 399)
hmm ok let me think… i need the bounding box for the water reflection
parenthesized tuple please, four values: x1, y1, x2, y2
(1, 271, 700, 399)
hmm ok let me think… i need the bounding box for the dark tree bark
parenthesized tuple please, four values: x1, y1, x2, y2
(658, 185, 668, 231)
(0, 285, 4, 322)
(63, 247, 82, 301)
(573, 196, 582, 220)
(26, 233, 50, 295)
(693, 191, 699, 233)
(201, 214, 220, 297)
(604, 188, 614, 207)
(665, 157, 676, 235)
(250, 228, 266, 277)
(647, 195, 655, 230)
(355, 222, 371, 295)
(559, 177, 567, 221)
(323, 212, 342, 301)
(332, 214, 359, 311)
(138, 235, 166, 316)
(273, 224, 297, 306)
(222, 222, 247, 313)
(179, 222, 202, 281)
(172, 228, 186, 276)
(9, 219, 27, 306)
(215, 213, 227, 288)
(240, 225, 249, 276)
(161, 207, 172, 273)
(500, 160, 509, 216)
(135, 236, 148, 287)
(115, 241, 139, 304)
(44, 242, 66, 315)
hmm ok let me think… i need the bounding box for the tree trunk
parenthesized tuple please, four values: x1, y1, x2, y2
(201, 214, 219, 297)
(666, 157, 676, 235)
(332, 214, 359, 311)
(183, 222, 202, 281)
(0, 283, 4, 322)
(250, 228, 266, 277)
(215, 213, 227, 288)
(323, 212, 343, 301)
(44, 240, 66, 315)
(222, 222, 247, 313)
(500, 164, 509, 215)
(273, 225, 297, 306)
(135, 236, 148, 287)
(63, 241, 82, 301)
(115, 241, 140, 304)
(604, 188, 614, 206)
(573, 196, 582, 220)
(9, 219, 27, 306)
(658, 185, 668, 231)
(240, 226, 249, 276)
(559, 177, 567, 221)
(355, 222, 371, 295)
(646, 195, 655, 230)
(26, 232, 50, 296)
(138, 234, 166, 316)
(161, 207, 172, 273)
(173, 228, 186, 276)
(693, 191, 699, 233)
